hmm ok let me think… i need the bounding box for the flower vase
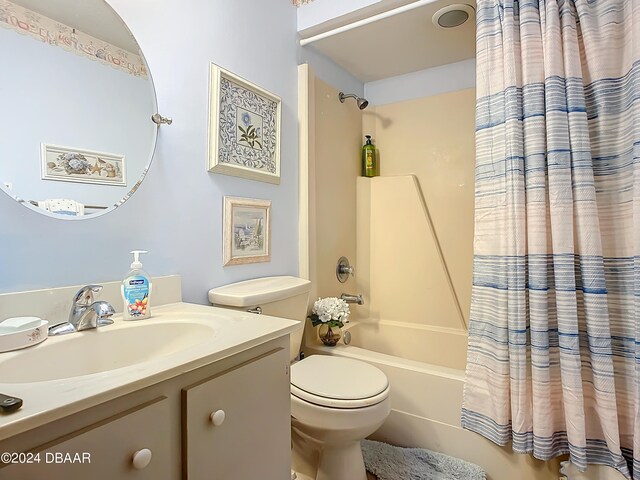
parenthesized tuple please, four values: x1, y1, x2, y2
(318, 324, 342, 346)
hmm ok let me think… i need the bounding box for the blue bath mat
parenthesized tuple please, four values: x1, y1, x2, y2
(362, 439, 486, 480)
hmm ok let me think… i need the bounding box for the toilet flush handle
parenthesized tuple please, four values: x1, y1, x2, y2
(246, 306, 262, 314)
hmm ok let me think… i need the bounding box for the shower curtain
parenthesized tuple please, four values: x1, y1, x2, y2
(461, 0, 640, 477)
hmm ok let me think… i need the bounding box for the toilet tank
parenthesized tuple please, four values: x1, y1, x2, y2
(208, 276, 311, 361)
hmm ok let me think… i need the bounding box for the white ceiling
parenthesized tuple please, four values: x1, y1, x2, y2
(12, 0, 139, 53)
(303, 0, 476, 83)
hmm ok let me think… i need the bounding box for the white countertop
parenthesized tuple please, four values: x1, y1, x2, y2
(0, 302, 299, 441)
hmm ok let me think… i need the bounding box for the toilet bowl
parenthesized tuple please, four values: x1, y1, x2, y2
(208, 276, 391, 480)
(290, 355, 390, 480)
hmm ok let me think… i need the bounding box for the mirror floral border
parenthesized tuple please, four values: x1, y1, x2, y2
(0, 0, 147, 78)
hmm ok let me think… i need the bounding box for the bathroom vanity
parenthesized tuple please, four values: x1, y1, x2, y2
(0, 302, 297, 480)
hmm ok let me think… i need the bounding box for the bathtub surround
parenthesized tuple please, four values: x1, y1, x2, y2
(338, 319, 467, 370)
(357, 176, 466, 331)
(462, 0, 640, 477)
(360, 88, 476, 328)
(298, 65, 363, 313)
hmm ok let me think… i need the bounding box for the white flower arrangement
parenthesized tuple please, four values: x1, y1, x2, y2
(308, 297, 350, 328)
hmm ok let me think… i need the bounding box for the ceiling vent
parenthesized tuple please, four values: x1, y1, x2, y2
(432, 4, 475, 29)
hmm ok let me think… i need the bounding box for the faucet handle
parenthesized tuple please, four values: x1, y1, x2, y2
(73, 285, 103, 306)
(96, 302, 116, 327)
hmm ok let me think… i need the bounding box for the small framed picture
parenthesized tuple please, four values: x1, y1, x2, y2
(223, 196, 271, 266)
(208, 64, 281, 184)
(41, 143, 126, 187)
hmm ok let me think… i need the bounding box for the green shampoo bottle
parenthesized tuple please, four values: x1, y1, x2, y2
(362, 135, 379, 177)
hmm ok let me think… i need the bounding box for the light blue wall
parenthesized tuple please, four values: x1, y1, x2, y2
(0, 0, 300, 305)
(365, 59, 476, 106)
(0, 26, 155, 208)
(298, 45, 364, 97)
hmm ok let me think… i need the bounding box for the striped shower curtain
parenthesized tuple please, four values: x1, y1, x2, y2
(461, 0, 640, 477)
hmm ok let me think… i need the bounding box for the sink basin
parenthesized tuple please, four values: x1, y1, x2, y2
(0, 322, 215, 383)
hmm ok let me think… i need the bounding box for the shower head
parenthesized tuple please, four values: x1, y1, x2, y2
(339, 92, 369, 110)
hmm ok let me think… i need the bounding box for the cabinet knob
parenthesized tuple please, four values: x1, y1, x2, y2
(132, 448, 152, 469)
(210, 409, 226, 426)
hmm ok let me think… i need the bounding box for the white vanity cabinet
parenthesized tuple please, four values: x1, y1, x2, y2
(0, 337, 291, 480)
(183, 347, 291, 480)
(0, 397, 171, 480)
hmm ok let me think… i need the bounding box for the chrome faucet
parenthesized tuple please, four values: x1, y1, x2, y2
(340, 293, 364, 305)
(49, 285, 115, 336)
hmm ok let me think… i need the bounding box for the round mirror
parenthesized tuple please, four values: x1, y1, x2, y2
(0, 0, 157, 219)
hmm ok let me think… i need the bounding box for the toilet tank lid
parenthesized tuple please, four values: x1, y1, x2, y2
(208, 276, 311, 307)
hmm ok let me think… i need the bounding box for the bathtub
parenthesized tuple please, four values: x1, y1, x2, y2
(304, 319, 563, 480)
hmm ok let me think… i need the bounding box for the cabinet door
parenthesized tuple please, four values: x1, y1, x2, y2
(183, 347, 290, 480)
(0, 397, 172, 480)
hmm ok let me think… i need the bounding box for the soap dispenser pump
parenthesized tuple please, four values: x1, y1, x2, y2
(122, 250, 152, 320)
(362, 135, 379, 177)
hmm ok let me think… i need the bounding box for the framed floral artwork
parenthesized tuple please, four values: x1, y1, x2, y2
(208, 64, 281, 184)
(223, 196, 271, 266)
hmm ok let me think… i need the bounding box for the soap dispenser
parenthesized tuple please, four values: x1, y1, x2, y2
(362, 135, 379, 177)
(122, 250, 152, 320)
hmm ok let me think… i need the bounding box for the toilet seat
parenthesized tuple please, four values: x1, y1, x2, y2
(291, 356, 389, 409)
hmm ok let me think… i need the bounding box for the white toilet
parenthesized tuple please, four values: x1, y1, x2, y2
(208, 276, 390, 480)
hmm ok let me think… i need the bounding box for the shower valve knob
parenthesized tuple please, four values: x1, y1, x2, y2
(339, 265, 353, 275)
(336, 257, 354, 283)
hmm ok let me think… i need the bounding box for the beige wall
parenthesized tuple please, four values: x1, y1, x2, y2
(361, 88, 476, 327)
(357, 175, 467, 331)
(299, 65, 364, 336)
(300, 79, 475, 330)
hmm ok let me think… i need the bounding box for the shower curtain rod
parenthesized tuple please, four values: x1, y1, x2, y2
(299, 0, 440, 46)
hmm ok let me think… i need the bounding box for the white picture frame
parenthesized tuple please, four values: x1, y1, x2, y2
(223, 196, 271, 266)
(41, 143, 126, 187)
(208, 64, 281, 184)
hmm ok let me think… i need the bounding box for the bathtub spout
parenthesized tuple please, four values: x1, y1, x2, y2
(341, 293, 364, 305)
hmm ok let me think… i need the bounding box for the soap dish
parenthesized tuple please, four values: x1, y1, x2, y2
(0, 318, 49, 353)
